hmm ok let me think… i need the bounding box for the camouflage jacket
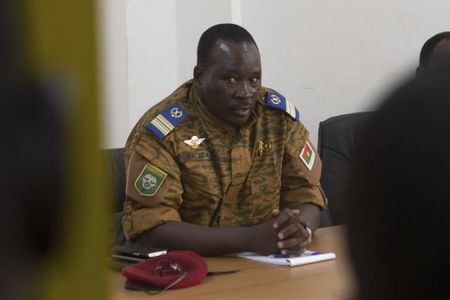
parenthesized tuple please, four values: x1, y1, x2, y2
(122, 80, 326, 240)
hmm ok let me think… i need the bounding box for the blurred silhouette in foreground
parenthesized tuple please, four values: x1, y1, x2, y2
(0, 80, 64, 299)
(0, 2, 64, 299)
(1, 1, 109, 299)
(347, 61, 450, 300)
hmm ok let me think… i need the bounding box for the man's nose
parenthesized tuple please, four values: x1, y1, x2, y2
(235, 81, 253, 99)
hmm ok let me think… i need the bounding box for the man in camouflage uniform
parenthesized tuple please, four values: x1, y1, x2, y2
(123, 24, 327, 256)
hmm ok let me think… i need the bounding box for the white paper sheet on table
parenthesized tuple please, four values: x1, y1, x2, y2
(238, 250, 336, 267)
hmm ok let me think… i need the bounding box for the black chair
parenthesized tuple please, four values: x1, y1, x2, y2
(318, 112, 370, 226)
(102, 147, 127, 245)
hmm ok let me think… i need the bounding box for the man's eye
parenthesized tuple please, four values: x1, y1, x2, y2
(226, 77, 236, 84)
(250, 77, 259, 84)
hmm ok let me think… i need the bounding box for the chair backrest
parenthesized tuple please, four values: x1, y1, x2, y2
(102, 147, 127, 246)
(102, 148, 126, 213)
(318, 112, 370, 226)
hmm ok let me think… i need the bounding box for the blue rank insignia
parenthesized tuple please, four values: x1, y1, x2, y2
(146, 104, 188, 140)
(265, 91, 300, 121)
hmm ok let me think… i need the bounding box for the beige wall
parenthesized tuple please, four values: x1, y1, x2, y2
(99, 0, 450, 148)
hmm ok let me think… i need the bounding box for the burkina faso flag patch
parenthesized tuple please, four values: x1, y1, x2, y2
(299, 141, 315, 171)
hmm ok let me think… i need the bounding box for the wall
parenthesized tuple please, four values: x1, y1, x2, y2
(98, 0, 129, 148)
(99, 0, 450, 148)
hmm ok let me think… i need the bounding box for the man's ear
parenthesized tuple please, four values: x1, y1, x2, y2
(193, 65, 203, 86)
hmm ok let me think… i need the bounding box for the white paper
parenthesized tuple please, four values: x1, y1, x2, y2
(238, 250, 336, 267)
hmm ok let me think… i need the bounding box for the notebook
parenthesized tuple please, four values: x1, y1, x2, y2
(238, 250, 336, 267)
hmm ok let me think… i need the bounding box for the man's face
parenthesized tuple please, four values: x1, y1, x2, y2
(195, 40, 261, 128)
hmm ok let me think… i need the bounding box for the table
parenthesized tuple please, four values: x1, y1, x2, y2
(111, 225, 355, 299)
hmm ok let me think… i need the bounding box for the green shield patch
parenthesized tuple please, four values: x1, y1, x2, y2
(135, 163, 167, 196)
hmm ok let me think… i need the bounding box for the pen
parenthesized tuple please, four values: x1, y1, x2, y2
(269, 254, 291, 258)
(269, 251, 322, 258)
(302, 251, 322, 256)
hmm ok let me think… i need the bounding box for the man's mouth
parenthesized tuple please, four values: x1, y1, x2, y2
(231, 106, 252, 117)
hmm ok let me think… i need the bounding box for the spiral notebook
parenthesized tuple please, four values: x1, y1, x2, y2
(238, 250, 336, 267)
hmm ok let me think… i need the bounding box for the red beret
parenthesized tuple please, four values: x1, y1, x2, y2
(122, 250, 207, 289)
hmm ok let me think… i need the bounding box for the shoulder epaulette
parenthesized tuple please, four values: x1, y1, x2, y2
(146, 103, 188, 140)
(264, 91, 300, 121)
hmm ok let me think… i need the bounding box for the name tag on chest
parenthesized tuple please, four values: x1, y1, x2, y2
(178, 151, 211, 163)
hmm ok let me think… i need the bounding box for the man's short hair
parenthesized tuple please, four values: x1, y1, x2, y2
(419, 31, 450, 69)
(196, 23, 258, 67)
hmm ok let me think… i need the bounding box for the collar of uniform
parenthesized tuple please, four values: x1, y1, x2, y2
(191, 86, 258, 134)
(257, 87, 267, 106)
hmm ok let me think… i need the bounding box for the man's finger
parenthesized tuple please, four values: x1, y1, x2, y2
(277, 240, 309, 255)
(277, 222, 302, 240)
(273, 208, 296, 229)
(277, 236, 303, 250)
(296, 215, 309, 228)
(298, 239, 310, 249)
(271, 209, 280, 218)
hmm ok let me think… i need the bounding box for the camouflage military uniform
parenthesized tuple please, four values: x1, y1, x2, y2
(122, 80, 327, 240)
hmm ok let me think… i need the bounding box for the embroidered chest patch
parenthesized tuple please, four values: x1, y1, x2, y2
(184, 136, 205, 149)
